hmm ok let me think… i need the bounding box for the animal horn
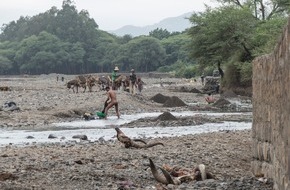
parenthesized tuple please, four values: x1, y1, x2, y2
(149, 158, 174, 185)
(198, 164, 207, 181)
(158, 165, 177, 184)
(145, 142, 164, 148)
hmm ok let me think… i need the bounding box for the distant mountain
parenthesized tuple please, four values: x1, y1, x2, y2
(109, 12, 193, 37)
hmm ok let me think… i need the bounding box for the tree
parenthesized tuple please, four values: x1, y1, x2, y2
(119, 37, 166, 72)
(187, 2, 287, 89)
(215, 0, 290, 20)
(0, 56, 13, 74)
(161, 33, 193, 66)
(149, 28, 171, 40)
(188, 6, 257, 67)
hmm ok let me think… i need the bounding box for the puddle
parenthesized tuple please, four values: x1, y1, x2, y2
(0, 111, 252, 147)
(53, 111, 252, 128)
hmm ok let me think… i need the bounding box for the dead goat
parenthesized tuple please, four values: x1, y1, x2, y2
(149, 158, 214, 185)
(115, 127, 164, 148)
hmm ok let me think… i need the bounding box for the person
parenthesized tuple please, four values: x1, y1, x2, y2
(205, 93, 215, 104)
(201, 73, 205, 85)
(56, 75, 59, 82)
(96, 99, 109, 119)
(111, 66, 119, 90)
(215, 83, 220, 93)
(104, 86, 120, 119)
(129, 69, 137, 94)
(136, 77, 143, 94)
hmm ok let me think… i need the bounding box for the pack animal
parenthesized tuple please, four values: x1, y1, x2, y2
(66, 79, 80, 93)
(114, 75, 130, 91)
(66, 76, 89, 93)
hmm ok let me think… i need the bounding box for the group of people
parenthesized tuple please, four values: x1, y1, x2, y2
(111, 66, 143, 94)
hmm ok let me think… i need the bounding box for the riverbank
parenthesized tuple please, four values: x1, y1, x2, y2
(0, 130, 272, 190)
(0, 74, 272, 190)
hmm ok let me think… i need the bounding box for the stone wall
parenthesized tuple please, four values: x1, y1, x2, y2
(252, 17, 290, 190)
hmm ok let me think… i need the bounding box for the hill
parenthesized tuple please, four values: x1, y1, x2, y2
(109, 12, 192, 37)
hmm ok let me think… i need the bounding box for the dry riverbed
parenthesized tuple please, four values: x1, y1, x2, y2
(0, 74, 272, 190)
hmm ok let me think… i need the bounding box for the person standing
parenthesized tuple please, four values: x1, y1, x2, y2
(129, 69, 137, 94)
(136, 77, 143, 94)
(111, 66, 119, 90)
(201, 73, 205, 85)
(104, 86, 120, 119)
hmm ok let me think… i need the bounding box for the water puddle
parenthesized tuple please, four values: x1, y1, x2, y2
(53, 111, 251, 128)
(0, 111, 252, 147)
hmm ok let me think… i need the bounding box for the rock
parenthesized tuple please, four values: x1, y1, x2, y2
(48, 134, 57, 139)
(72, 135, 88, 140)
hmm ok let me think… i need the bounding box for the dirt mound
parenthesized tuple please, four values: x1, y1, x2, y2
(213, 98, 231, 108)
(221, 90, 237, 98)
(190, 88, 202, 93)
(163, 96, 187, 107)
(156, 112, 177, 121)
(150, 93, 170, 104)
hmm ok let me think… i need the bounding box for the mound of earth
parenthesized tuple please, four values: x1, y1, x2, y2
(221, 90, 237, 98)
(163, 96, 187, 107)
(156, 111, 177, 121)
(213, 98, 231, 108)
(150, 93, 169, 104)
(190, 88, 202, 93)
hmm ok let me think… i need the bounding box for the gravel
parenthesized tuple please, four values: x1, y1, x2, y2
(0, 74, 270, 190)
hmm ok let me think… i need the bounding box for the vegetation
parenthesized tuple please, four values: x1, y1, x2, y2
(188, 0, 289, 88)
(0, 0, 289, 92)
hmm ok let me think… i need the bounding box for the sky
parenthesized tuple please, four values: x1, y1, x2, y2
(0, 0, 218, 31)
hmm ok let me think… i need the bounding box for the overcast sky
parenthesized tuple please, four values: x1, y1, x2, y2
(0, 0, 218, 31)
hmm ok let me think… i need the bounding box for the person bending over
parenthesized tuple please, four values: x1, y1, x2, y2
(104, 86, 120, 119)
(205, 93, 215, 104)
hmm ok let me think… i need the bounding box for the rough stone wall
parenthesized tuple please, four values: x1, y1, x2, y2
(252, 17, 290, 190)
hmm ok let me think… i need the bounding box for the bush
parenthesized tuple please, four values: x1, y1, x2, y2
(175, 65, 197, 78)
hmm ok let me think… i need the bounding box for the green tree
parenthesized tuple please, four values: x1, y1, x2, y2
(119, 37, 166, 72)
(149, 28, 171, 40)
(215, 0, 290, 20)
(0, 56, 13, 74)
(188, 6, 257, 67)
(161, 33, 193, 66)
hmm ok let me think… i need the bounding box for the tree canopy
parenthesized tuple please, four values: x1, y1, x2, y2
(0, 0, 288, 88)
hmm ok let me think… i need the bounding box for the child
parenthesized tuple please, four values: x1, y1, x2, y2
(205, 93, 215, 104)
